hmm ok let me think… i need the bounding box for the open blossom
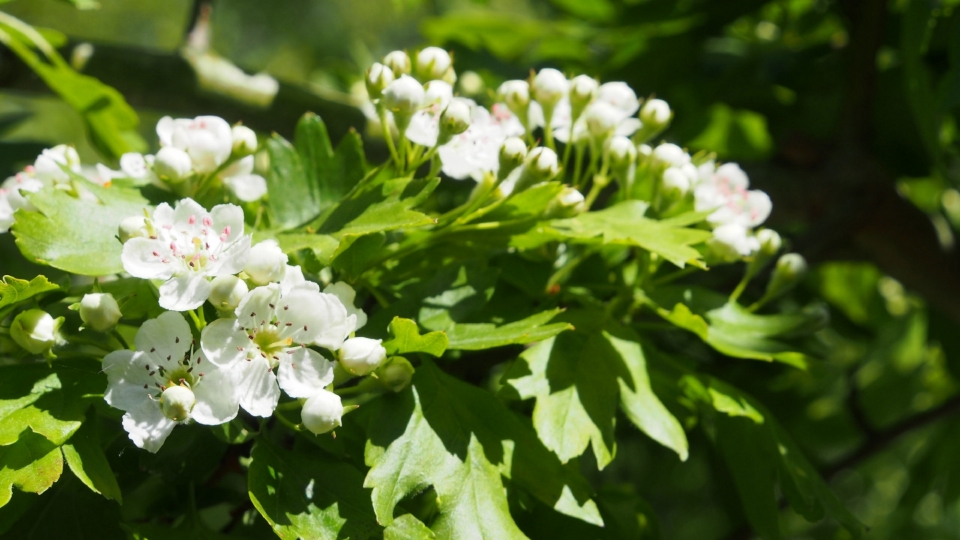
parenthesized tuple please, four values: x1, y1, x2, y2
(121, 198, 251, 311)
(157, 115, 233, 173)
(543, 82, 642, 144)
(0, 172, 43, 233)
(103, 312, 239, 452)
(405, 80, 454, 147)
(200, 283, 355, 417)
(694, 163, 772, 228)
(437, 103, 524, 180)
(219, 155, 268, 202)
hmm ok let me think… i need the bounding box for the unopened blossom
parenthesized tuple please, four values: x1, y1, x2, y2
(497, 80, 530, 121)
(79, 293, 122, 332)
(120, 198, 251, 311)
(383, 50, 411, 77)
(568, 75, 599, 116)
(415, 47, 453, 81)
(498, 136, 527, 179)
(366, 62, 394, 100)
(300, 389, 343, 435)
(662, 167, 691, 195)
(219, 156, 267, 202)
(0, 172, 43, 233)
(231, 125, 258, 156)
(339, 337, 386, 376)
(382, 76, 425, 117)
(103, 312, 239, 452)
(208, 275, 249, 311)
(549, 81, 641, 144)
(439, 99, 472, 142)
(531, 68, 567, 110)
(10, 309, 62, 355)
(652, 143, 690, 168)
(244, 239, 288, 285)
(405, 80, 454, 147)
(154, 147, 193, 182)
(605, 136, 637, 168)
(200, 284, 355, 416)
(709, 222, 760, 260)
(157, 115, 233, 173)
(640, 98, 672, 129)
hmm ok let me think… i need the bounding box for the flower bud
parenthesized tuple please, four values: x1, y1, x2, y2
(118, 215, 149, 243)
(498, 136, 527, 180)
(244, 240, 288, 285)
(605, 136, 637, 169)
(546, 186, 586, 218)
(415, 47, 452, 81)
(756, 229, 782, 257)
(339, 337, 387, 376)
(383, 50, 411, 77)
(525, 147, 560, 180)
(583, 102, 620, 139)
(708, 223, 757, 263)
(661, 167, 691, 195)
(439, 99, 472, 142)
(457, 70, 484, 97)
(10, 309, 63, 355)
(79, 293, 122, 332)
(377, 357, 415, 393)
(301, 389, 343, 435)
(208, 275, 249, 311)
(652, 143, 690, 168)
(531, 68, 567, 110)
(640, 98, 672, 129)
(231, 125, 258, 156)
(497, 80, 530, 120)
(568, 74, 598, 118)
(766, 253, 808, 297)
(365, 62, 395, 100)
(383, 76, 426, 114)
(154, 147, 193, 182)
(160, 385, 195, 422)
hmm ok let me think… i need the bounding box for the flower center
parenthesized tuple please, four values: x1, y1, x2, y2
(251, 328, 293, 365)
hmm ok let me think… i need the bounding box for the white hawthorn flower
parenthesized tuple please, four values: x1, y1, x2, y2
(694, 163, 772, 228)
(121, 198, 251, 311)
(323, 281, 367, 332)
(157, 115, 233, 173)
(405, 80, 454, 147)
(34, 145, 81, 183)
(200, 284, 355, 417)
(437, 103, 524, 180)
(102, 312, 239, 452)
(710, 223, 760, 260)
(219, 155, 267, 202)
(0, 172, 44, 233)
(549, 81, 641, 144)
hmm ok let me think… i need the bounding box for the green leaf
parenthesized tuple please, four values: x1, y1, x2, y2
(550, 201, 711, 268)
(0, 19, 145, 158)
(61, 418, 122, 502)
(12, 180, 150, 275)
(295, 113, 367, 211)
(504, 320, 687, 467)
(442, 308, 573, 351)
(265, 132, 317, 229)
(384, 514, 436, 540)
(383, 317, 448, 357)
(0, 363, 101, 447)
(687, 103, 773, 161)
(364, 361, 602, 534)
(2, 473, 126, 539)
(248, 438, 382, 540)
(0, 275, 60, 319)
(124, 518, 233, 540)
(317, 176, 439, 237)
(0, 431, 64, 507)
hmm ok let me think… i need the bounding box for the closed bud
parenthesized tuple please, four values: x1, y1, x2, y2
(415, 47, 452, 81)
(79, 293, 122, 332)
(154, 147, 193, 182)
(339, 337, 387, 376)
(118, 215, 149, 243)
(439, 99, 472, 142)
(457, 70, 484, 97)
(377, 357, 415, 393)
(382, 50, 411, 77)
(532, 68, 567, 110)
(568, 74, 598, 118)
(208, 275, 249, 311)
(605, 136, 637, 169)
(546, 186, 586, 218)
(497, 80, 530, 120)
(525, 147, 560, 180)
(160, 385, 195, 422)
(382, 76, 425, 132)
(583, 102, 620, 139)
(498, 136, 527, 179)
(11, 309, 63, 355)
(244, 240, 288, 285)
(301, 389, 343, 435)
(231, 125, 258, 156)
(661, 167, 691, 195)
(766, 253, 808, 297)
(652, 143, 690, 168)
(365, 62, 395, 100)
(756, 229, 782, 257)
(639, 98, 672, 129)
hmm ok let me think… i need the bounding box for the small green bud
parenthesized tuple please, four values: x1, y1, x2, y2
(756, 229, 782, 257)
(10, 309, 62, 355)
(231, 125, 258, 156)
(79, 293, 122, 332)
(377, 357, 415, 393)
(382, 50, 411, 78)
(365, 62, 394, 100)
(765, 253, 808, 298)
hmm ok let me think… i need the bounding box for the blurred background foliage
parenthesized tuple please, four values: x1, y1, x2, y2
(2, 0, 960, 539)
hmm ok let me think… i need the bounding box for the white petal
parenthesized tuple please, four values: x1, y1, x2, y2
(190, 363, 240, 425)
(224, 174, 267, 202)
(172, 198, 208, 227)
(235, 357, 280, 417)
(213, 233, 251, 276)
(158, 275, 212, 311)
(277, 290, 350, 348)
(121, 238, 176, 280)
(122, 400, 177, 453)
(277, 348, 335, 398)
(280, 265, 319, 295)
(406, 110, 440, 147)
(615, 118, 642, 137)
(151, 202, 176, 228)
(235, 285, 281, 327)
(209, 203, 245, 243)
(323, 281, 367, 331)
(200, 318, 249, 367)
(135, 311, 192, 367)
(102, 350, 153, 412)
(156, 116, 176, 147)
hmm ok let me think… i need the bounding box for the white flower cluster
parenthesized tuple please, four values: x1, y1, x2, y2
(105, 197, 387, 451)
(0, 145, 83, 233)
(100, 116, 265, 202)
